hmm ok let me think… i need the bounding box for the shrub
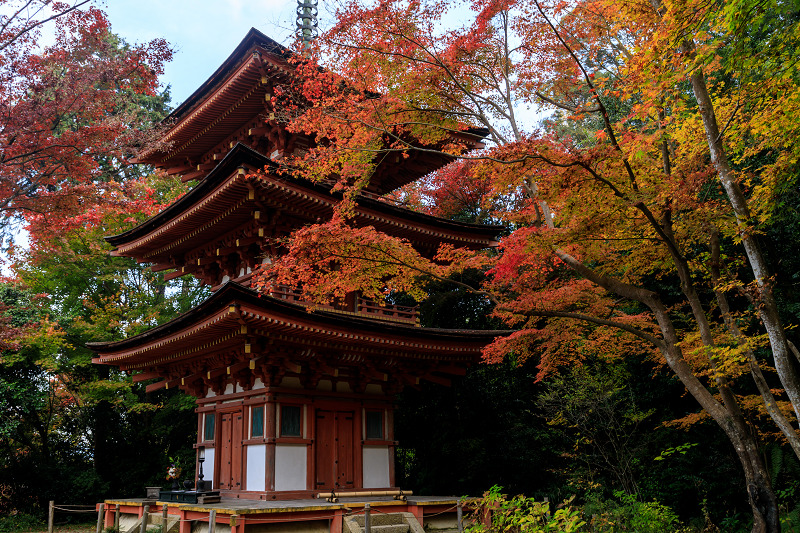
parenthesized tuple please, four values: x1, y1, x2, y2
(585, 491, 680, 532)
(0, 513, 43, 533)
(465, 485, 585, 533)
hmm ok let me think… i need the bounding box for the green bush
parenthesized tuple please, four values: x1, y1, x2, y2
(465, 485, 585, 533)
(0, 513, 43, 533)
(466, 486, 687, 533)
(585, 491, 680, 532)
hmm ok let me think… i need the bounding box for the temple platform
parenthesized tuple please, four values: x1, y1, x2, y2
(99, 495, 465, 533)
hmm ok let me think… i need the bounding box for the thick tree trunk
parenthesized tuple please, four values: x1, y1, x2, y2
(684, 47, 800, 425)
(557, 251, 780, 531)
(710, 229, 800, 460)
(650, 306, 780, 533)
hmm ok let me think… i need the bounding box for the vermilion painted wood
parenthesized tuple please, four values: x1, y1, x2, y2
(314, 410, 335, 490)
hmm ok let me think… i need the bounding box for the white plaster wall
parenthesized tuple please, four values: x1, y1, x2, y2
(274, 444, 307, 491)
(224, 383, 235, 395)
(204, 447, 215, 489)
(365, 384, 383, 395)
(246, 444, 266, 492)
(362, 446, 390, 488)
(252, 377, 265, 390)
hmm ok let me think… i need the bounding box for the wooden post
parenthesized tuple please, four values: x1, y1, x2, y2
(114, 505, 120, 532)
(230, 514, 240, 533)
(48, 501, 54, 533)
(544, 497, 550, 521)
(139, 504, 148, 533)
(208, 510, 216, 533)
(162, 505, 169, 531)
(364, 504, 371, 533)
(457, 498, 463, 533)
(330, 509, 344, 533)
(96, 503, 105, 533)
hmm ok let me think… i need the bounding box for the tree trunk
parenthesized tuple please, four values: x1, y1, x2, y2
(683, 44, 800, 425)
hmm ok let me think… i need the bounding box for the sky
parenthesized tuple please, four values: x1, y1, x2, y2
(102, 0, 307, 106)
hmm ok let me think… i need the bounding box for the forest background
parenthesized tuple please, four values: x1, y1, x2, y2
(1, 0, 800, 532)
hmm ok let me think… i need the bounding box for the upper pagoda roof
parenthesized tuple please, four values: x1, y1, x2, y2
(167, 28, 287, 125)
(138, 28, 488, 194)
(136, 28, 287, 170)
(107, 143, 504, 264)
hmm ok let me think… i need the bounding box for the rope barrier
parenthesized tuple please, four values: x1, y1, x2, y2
(422, 505, 459, 518)
(56, 504, 97, 508)
(52, 507, 97, 513)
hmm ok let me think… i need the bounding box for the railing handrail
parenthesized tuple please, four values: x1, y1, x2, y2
(269, 285, 418, 323)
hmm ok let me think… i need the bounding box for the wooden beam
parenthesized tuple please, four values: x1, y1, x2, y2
(165, 164, 193, 176)
(163, 265, 196, 281)
(145, 380, 167, 393)
(150, 263, 176, 272)
(235, 236, 261, 247)
(180, 170, 206, 182)
(132, 371, 161, 383)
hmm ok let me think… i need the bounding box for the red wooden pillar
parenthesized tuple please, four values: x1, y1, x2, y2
(265, 398, 276, 491)
(103, 504, 113, 527)
(230, 514, 241, 533)
(386, 408, 396, 487)
(408, 503, 422, 522)
(178, 510, 191, 533)
(330, 508, 345, 533)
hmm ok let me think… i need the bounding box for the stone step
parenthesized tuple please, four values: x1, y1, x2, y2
(368, 524, 410, 533)
(122, 513, 179, 533)
(344, 511, 424, 533)
(352, 513, 407, 527)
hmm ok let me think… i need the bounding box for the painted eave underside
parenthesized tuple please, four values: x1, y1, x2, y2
(137, 28, 288, 166)
(106, 143, 505, 260)
(88, 282, 509, 371)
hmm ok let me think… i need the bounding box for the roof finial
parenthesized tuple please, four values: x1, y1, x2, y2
(296, 0, 318, 50)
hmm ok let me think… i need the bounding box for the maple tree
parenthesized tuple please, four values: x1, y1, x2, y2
(2, 170, 207, 512)
(0, 0, 172, 240)
(252, 0, 800, 529)
(0, 4, 207, 510)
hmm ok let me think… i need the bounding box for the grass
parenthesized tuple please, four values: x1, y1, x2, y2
(0, 521, 95, 533)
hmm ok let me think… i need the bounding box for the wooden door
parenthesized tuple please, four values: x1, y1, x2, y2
(315, 409, 355, 490)
(218, 410, 243, 490)
(315, 410, 335, 490)
(336, 411, 354, 489)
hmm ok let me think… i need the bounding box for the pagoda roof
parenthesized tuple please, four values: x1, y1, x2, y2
(89, 283, 507, 384)
(167, 28, 287, 125)
(107, 143, 504, 263)
(136, 28, 289, 169)
(138, 28, 488, 194)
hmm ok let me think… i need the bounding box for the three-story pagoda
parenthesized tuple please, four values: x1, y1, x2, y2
(90, 28, 505, 501)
